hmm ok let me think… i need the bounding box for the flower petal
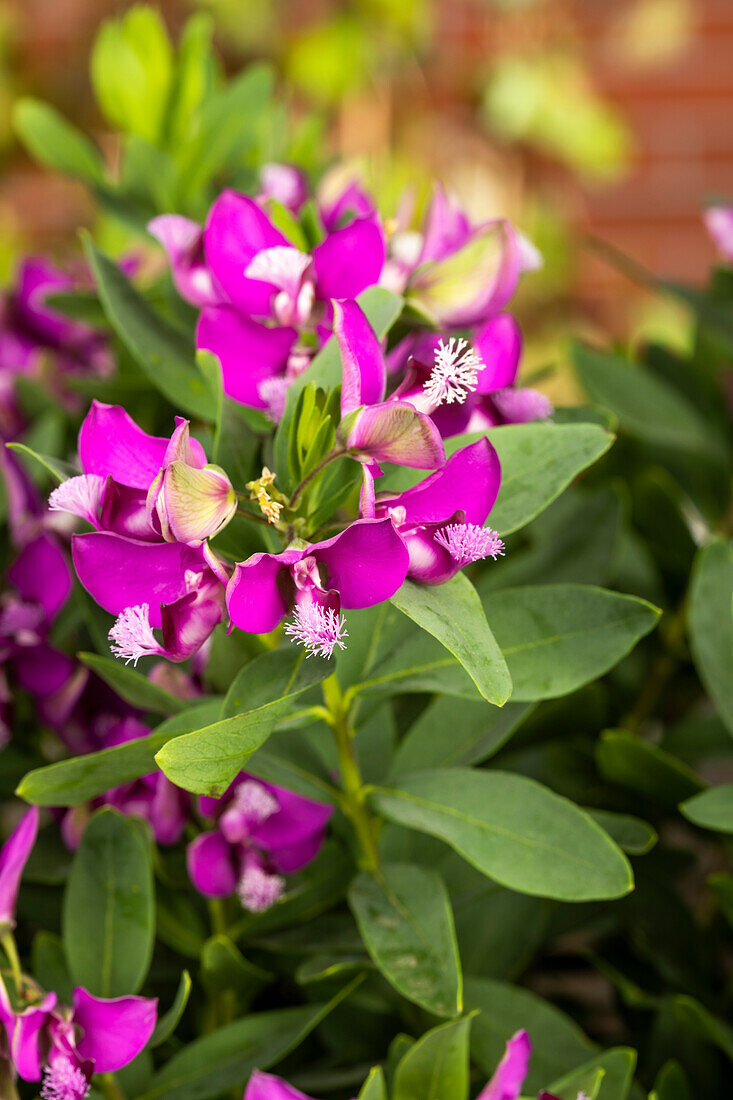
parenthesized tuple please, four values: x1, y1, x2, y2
(254, 784, 333, 873)
(79, 402, 174, 490)
(244, 1069, 317, 1100)
(226, 551, 297, 634)
(197, 306, 296, 409)
(476, 1030, 531, 1100)
(204, 190, 290, 316)
(160, 572, 225, 661)
(474, 313, 522, 393)
(316, 517, 410, 608)
(187, 831, 238, 897)
(7, 534, 72, 620)
(147, 214, 220, 307)
(346, 401, 445, 469)
(313, 217, 385, 300)
(333, 299, 387, 416)
(377, 438, 501, 527)
(418, 184, 472, 264)
(11, 993, 56, 1081)
(0, 805, 39, 926)
(705, 205, 733, 261)
(72, 988, 158, 1073)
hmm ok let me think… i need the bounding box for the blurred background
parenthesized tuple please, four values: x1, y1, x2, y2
(0, 0, 730, 397)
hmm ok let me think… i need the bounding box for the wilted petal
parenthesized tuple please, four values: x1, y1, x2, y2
(187, 831, 238, 897)
(204, 190, 290, 316)
(474, 313, 522, 393)
(197, 306, 296, 409)
(410, 219, 521, 328)
(147, 214, 220, 307)
(333, 299, 387, 416)
(316, 517, 410, 608)
(7, 534, 72, 620)
(72, 532, 202, 626)
(476, 1030, 531, 1100)
(72, 987, 157, 1073)
(345, 401, 445, 469)
(79, 401, 170, 490)
(313, 218, 385, 301)
(0, 805, 39, 926)
(377, 438, 501, 526)
(245, 1069, 317, 1100)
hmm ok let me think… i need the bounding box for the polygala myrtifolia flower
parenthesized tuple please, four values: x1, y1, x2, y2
(187, 775, 332, 912)
(149, 180, 384, 417)
(0, 806, 39, 930)
(0, 979, 157, 1100)
(381, 182, 541, 327)
(49, 401, 228, 664)
(226, 518, 409, 659)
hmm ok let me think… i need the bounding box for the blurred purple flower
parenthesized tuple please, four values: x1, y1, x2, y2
(226, 518, 409, 656)
(258, 164, 309, 215)
(705, 205, 733, 261)
(187, 775, 332, 912)
(477, 1030, 531, 1100)
(0, 806, 39, 929)
(244, 1069, 352, 1100)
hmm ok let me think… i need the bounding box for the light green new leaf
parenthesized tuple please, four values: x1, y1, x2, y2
(14, 98, 105, 184)
(680, 785, 733, 834)
(358, 1067, 387, 1100)
(349, 863, 462, 1017)
(392, 1017, 471, 1100)
(465, 976, 594, 1091)
(372, 769, 632, 901)
(390, 574, 512, 705)
(84, 238, 218, 420)
(6, 442, 77, 484)
(62, 808, 154, 997)
(484, 585, 660, 700)
(546, 1048, 637, 1100)
(688, 540, 733, 738)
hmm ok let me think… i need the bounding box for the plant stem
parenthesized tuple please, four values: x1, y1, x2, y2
(322, 674, 380, 871)
(98, 1073, 127, 1100)
(289, 450, 345, 509)
(0, 932, 22, 995)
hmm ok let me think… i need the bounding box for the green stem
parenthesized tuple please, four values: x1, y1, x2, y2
(289, 449, 345, 509)
(322, 674, 379, 871)
(98, 1073, 127, 1100)
(0, 932, 22, 995)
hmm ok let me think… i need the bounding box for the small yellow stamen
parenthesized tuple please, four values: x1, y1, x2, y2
(246, 468, 284, 525)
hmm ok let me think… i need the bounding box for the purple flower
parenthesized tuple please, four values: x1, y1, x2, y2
(384, 184, 539, 328)
(392, 314, 552, 437)
(376, 438, 504, 584)
(187, 775, 332, 912)
(151, 188, 384, 414)
(705, 205, 733, 261)
(49, 402, 227, 665)
(476, 1030, 531, 1100)
(61, 716, 189, 849)
(257, 163, 309, 215)
(243, 1069, 353, 1100)
(0, 806, 39, 929)
(226, 518, 409, 657)
(0, 980, 156, 1099)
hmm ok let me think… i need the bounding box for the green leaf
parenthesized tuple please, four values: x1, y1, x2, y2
(680, 785, 733, 834)
(383, 423, 613, 536)
(136, 985, 358, 1100)
(62, 808, 154, 996)
(17, 701, 221, 807)
(359, 1067, 387, 1100)
(149, 971, 191, 1048)
(156, 648, 332, 794)
(390, 574, 512, 706)
(32, 932, 73, 1005)
(573, 342, 725, 460)
(349, 863, 462, 1017)
(392, 1017, 471, 1100)
(688, 540, 733, 738)
(201, 935, 270, 1008)
(651, 1062, 693, 1100)
(483, 585, 660, 701)
(274, 286, 402, 481)
(587, 810, 657, 855)
(372, 769, 632, 901)
(464, 975, 594, 1092)
(392, 697, 533, 776)
(13, 98, 104, 183)
(596, 731, 704, 807)
(6, 442, 77, 483)
(671, 996, 733, 1061)
(546, 1048, 637, 1100)
(83, 238, 217, 420)
(78, 652, 189, 714)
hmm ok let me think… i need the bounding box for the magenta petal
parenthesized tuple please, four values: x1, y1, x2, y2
(255, 785, 332, 872)
(79, 402, 171, 490)
(73, 988, 157, 1073)
(197, 306, 296, 409)
(476, 1030, 532, 1100)
(492, 387, 553, 424)
(705, 205, 733, 261)
(0, 805, 39, 925)
(100, 479, 159, 541)
(160, 573, 225, 662)
(11, 993, 56, 1081)
(313, 217, 385, 301)
(316, 517, 409, 608)
(347, 401, 445, 469)
(148, 215, 220, 308)
(204, 190, 290, 315)
(245, 1069, 317, 1100)
(72, 532, 200, 626)
(378, 438, 501, 526)
(320, 180, 375, 231)
(419, 184, 472, 264)
(333, 299, 387, 416)
(8, 534, 71, 620)
(474, 313, 522, 393)
(13, 644, 75, 697)
(259, 163, 309, 215)
(187, 831, 238, 896)
(226, 551, 297, 634)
